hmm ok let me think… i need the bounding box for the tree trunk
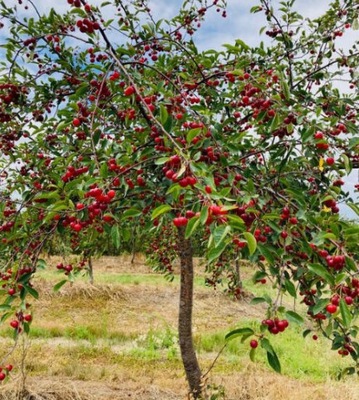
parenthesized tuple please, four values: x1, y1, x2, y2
(88, 256, 94, 285)
(177, 226, 202, 398)
(235, 254, 242, 290)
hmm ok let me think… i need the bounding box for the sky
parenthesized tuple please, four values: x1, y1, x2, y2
(2, 0, 358, 218)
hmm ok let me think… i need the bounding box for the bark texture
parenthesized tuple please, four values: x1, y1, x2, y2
(177, 226, 202, 398)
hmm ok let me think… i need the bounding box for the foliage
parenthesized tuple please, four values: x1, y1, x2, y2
(0, 0, 358, 388)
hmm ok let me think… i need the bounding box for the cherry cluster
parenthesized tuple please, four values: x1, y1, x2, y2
(60, 187, 116, 232)
(9, 310, 32, 333)
(262, 318, 289, 335)
(0, 365, 13, 381)
(61, 165, 89, 183)
(323, 198, 340, 214)
(76, 18, 100, 34)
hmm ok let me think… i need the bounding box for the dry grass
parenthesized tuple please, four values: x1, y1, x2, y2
(1, 256, 359, 399)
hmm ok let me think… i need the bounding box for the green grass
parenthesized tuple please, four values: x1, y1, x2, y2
(195, 321, 352, 382)
(7, 321, 347, 383)
(1, 260, 356, 389)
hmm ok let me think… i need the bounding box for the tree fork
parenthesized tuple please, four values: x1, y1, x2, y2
(177, 226, 202, 398)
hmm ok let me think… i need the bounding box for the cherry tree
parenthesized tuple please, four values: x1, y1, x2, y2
(0, 0, 358, 397)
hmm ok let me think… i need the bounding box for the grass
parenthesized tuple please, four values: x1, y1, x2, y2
(1, 256, 359, 399)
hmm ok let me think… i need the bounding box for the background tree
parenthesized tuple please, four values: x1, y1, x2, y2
(0, 0, 358, 396)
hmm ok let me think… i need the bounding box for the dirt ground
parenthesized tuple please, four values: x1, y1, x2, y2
(1, 256, 359, 400)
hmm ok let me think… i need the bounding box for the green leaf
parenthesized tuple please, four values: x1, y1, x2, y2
(339, 299, 352, 329)
(250, 297, 267, 305)
(37, 259, 47, 270)
(302, 329, 312, 338)
(151, 204, 172, 220)
(341, 154, 352, 174)
(243, 232, 257, 255)
(284, 280, 297, 298)
(270, 113, 280, 132)
(227, 214, 245, 230)
(53, 280, 67, 292)
(111, 225, 121, 249)
(257, 243, 276, 266)
(260, 337, 274, 354)
(347, 203, 359, 216)
(212, 225, 231, 247)
(154, 157, 170, 165)
(208, 240, 227, 263)
(23, 285, 39, 300)
(185, 217, 200, 239)
(280, 72, 290, 100)
(307, 263, 334, 286)
(122, 208, 142, 219)
(225, 327, 254, 341)
(159, 104, 168, 125)
(249, 347, 256, 362)
(267, 350, 281, 373)
(186, 128, 202, 144)
(285, 310, 304, 324)
(261, 339, 281, 373)
(199, 206, 209, 225)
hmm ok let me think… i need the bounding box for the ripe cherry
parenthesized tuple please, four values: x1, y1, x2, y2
(250, 339, 258, 349)
(326, 303, 337, 314)
(173, 217, 188, 227)
(24, 314, 32, 322)
(10, 320, 19, 329)
(205, 185, 212, 194)
(72, 118, 81, 127)
(345, 296, 354, 305)
(124, 86, 135, 96)
(76, 203, 85, 210)
(326, 157, 335, 166)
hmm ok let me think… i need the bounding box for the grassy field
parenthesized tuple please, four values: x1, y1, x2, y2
(1, 255, 359, 399)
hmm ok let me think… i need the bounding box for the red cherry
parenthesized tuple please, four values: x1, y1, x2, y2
(326, 303, 337, 314)
(124, 86, 135, 96)
(345, 296, 354, 305)
(326, 157, 335, 166)
(250, 340, 258, 349)
(5, 365, 13, 372)
(312, 335, 318, 340)
(76, 203, 85, 210)
(185, 210, 196, 219)
(10, 320, 19, 329)
(7, 288, 16, 296)
(173, 217, 188, 227)
(205, 185, 212, 194)
(289, 217, 298, 225)
(242, 96, 250, 105)
(24, 314, 32, 322)
(72, 223, 82, 232)
(107, 190, 116, 199)
(103, 215, 113, 223)
(0, 372, 5, 381)
(72, 117, 81, 127)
